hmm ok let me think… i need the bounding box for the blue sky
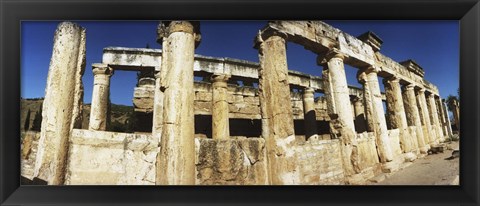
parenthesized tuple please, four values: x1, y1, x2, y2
(21, 21, 459, 113)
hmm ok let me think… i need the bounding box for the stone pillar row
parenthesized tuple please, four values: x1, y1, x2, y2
(402, 85, 428, 153)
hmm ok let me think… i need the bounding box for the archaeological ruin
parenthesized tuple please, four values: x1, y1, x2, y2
(20, 21, 459, 185)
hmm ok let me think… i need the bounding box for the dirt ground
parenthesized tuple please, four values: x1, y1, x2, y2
(370, 140, 459, 185)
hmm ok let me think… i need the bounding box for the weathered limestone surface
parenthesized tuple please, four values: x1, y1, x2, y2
(156, 21, 200, 185)
(256, 31, 296, 185)
(24, 20, 453, 186)
(21, 132, 41, 180)
(352, 96, 367, 133)
(211, 74, 231, 140)
(358, 68, 394, 163)
(302, 88, 318, 139)
(403, 85, 427, 153)
(293, 139, 346, 184)
(195, 138, 267, 185)
(65, 129, 158, 185)
(443, 100, 453, 136)
(428, 94, 443, 142)
(151, 71, 163, 145)
(89, 64, 113, 131)
(33, 22, 86, 185)
(452, 99, 460, 132)
(321, 50, 359, 177)
(416, 89, 435, 145)
(103, 47, 162, 70)
(384, 77, 416, 153)
(133, 77, 155, 113)
(435, 97, 448, 138)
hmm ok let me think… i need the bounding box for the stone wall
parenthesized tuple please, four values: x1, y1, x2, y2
(22, 129, 369, 185)
(293, 139, 346, 184)
(195, 138, 268, 185)
(65, 129, 158, 185)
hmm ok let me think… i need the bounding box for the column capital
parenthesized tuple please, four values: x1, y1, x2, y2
(303, 87, 315, 95)
(317, 49, 346, 65)
(254, 28, 288, 49)
(383, 75, 400, 84)
(350, 95, 362, 103)
(92, 63, 113, 76)
(404, 84, 416, 91)
(211, 73, 230, 86)
(157, 21, 201, 46)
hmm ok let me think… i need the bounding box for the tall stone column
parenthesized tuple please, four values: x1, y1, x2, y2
(320, 50, 358, 175)
(33, 22, 86, 185)
(303, 87, 318, 140)
(383, 77, 411, 152)
(358, 67, 393, 163)
(255, 30, 296, 185)
(211, 74, 230, 140)
(152, 70, 163, 144)
(428, 94, 443, 142)
(156, 21, 200, 185)
(352, 96, 367, 133)
(403, 85, 427, 153)
(452, 99, 460, 132)
(436, 97, 447, 138)
(416, 88, 435, 145)
(88, 63, 113, 131)
(426, 93, 439, 143)
(443, 99, 454, 136)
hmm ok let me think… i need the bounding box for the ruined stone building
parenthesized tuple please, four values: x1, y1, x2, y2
(21, 21, 457, 185)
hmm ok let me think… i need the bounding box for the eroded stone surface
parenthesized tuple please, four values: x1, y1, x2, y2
(156, 21, 198, 185)
(25, 20, 454, 186)
(33, 22, 86, 185)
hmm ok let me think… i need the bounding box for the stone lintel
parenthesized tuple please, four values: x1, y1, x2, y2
(400, 59, 425, 77)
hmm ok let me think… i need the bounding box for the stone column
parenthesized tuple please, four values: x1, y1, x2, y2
(33, 22, 86, 185)
(88, 64, 113, 131)
(358, 67, 393, 163)
(403, 85, 427, 153)
(320, 50, 358, 176)
(383, 76, 411, 152)
(156, 21, 200, 185)
(416, 88, 434, 145)
(211, 74, 230, 140)
(303, 87, 318, 140)
(152, 70, 163, 143)
(352, 96, 367, 133)
(428, 93, 443, 142)
(255, 30, 296, 185)
(452, 99, 460, 132)
(436, 96, 447, 138)
(443, 99, 454, 136)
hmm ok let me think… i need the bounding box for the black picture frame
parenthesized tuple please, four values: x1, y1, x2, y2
(1, 0, 479, 205)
